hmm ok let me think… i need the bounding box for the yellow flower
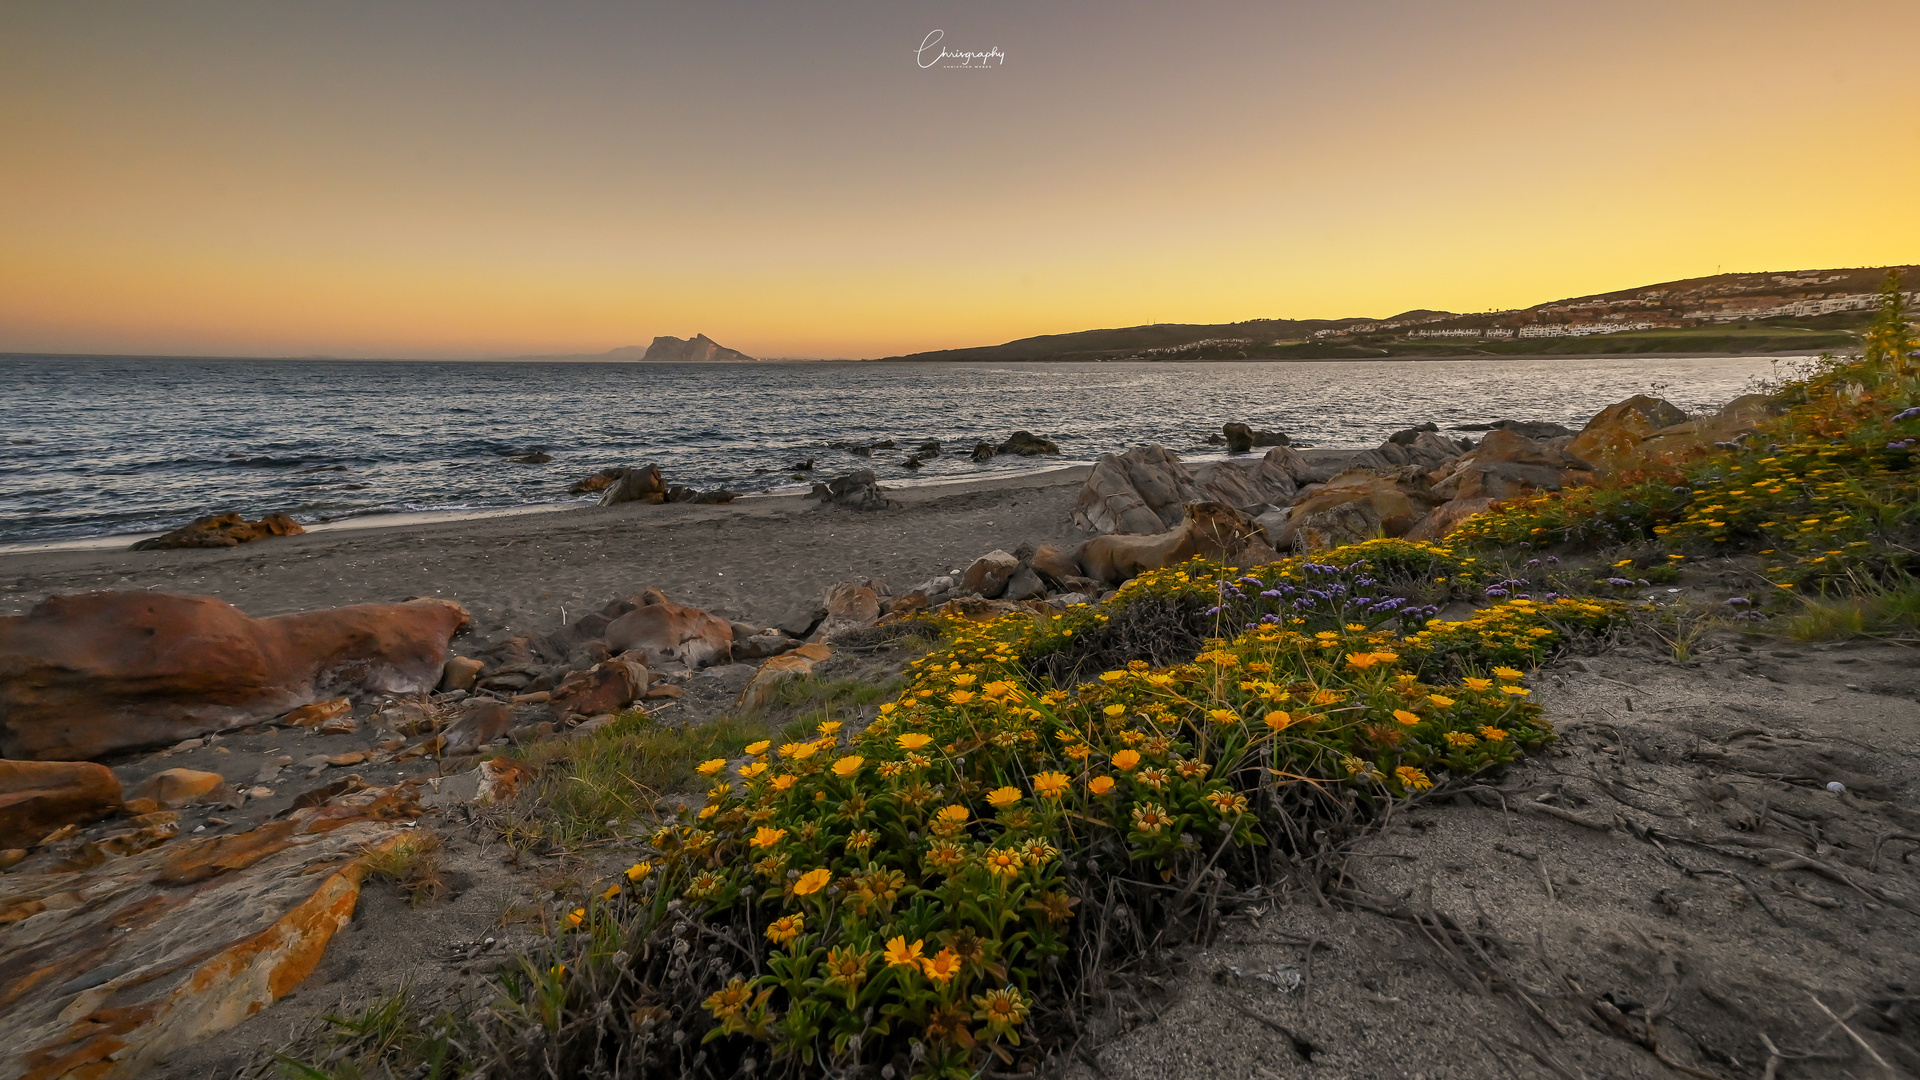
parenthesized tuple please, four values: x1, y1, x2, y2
(602, 884, 622, 905)
(1205, 789, 1249, 815)
(877, 702, 897, 715)
(1478, 726, 1508, 741)
(751, 826, 788, 848)
(832, 755, 865, 777)
(1444, 731, 1477, 748)
(982, 848, 1025, 878)
(1463, 677, 1494, 691)
(1395, 766, 1433, 791)
(1099, 670, 1127, 683)
(765, 913, 805, 944)
(1392, 709, 1422, 726)
(1112, 749, 1142, 771)
(950, 672, 977, 687)
(948, 690, 977, 705)
(936, 804, 970, 824)
(1491, 666, 1523, 681)
(1499, 686, 1530, 697)
(816, 720, 843, 736)
(1208, 707, 1241, 725)
(1370, 651, 1399, 664)
(1131, 802, 1173, 834)
(624, 861, 652, 882)
(1265, 710, 1294, 731)
(740, 761, 769, 779)
(1031, 771, 1071, 799)
(921, 947, 963, 982)
(565, 907, 585, 929)
(1345, 652, 1379, 669)
(1428, 694, 1456, 707)
(697, 805, 718, 819)
(744, 740, 771, 756)
(793, 868, 833, 896)
(770, 774, 796, 791)
(897, 733, 933, 751)
(1146, 673, 1174, 687)
(779, 741, 816, 761)
(1088, 775, 1116, 795)
(983, 680, 1016, 700)
(986, 786, 1023, 808)
(1102, 703, 1127, 717)
(884, 936, 925, 969)
(696, 757, 728, 776)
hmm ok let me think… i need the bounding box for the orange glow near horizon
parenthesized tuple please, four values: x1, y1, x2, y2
(2, 1, 1916, 360)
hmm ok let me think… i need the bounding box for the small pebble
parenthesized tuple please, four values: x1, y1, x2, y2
(1827, 781, 1846, 794)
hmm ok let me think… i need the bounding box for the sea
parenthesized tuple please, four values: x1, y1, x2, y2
(0, 354, 1810, 548)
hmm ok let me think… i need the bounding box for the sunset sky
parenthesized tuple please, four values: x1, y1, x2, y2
(3, 1, 1916, 360)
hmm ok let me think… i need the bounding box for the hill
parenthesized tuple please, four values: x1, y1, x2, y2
(870, 264, 1917, 362)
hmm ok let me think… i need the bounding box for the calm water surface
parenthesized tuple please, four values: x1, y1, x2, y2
(0, 355, 1806, 545)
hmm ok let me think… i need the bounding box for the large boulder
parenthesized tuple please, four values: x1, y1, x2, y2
(1076, 501, 1276, 585)
(959, 551, 1020, 598)
(1405, 496, 1499, 542)
(0, 760, 122, 847)
(603, 589, 733, 669)
(995, 431, 1059, 456)
(1564, 395, 1690, 474)
(598, 465, 669, 506)
(1426, 429, 1593, 502)
(809, 470, 896, 511)
(0, 593, 470, 761)
(1637, 393, 1788, 461)
(131, 512, 304, 551)
(814, 581, 884, 640)
(1073, 445, 1209, 535)
(1222, 423, 1288, 453)
(1270, 473, 1439, 551)
(568, 468, 624, 494)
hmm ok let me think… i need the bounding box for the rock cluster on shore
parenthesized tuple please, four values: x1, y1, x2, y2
(130, 511, 304, 550)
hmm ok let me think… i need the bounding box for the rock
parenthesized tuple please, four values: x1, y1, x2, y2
(849, 444, 873, 457)
(970, 442, 996, 462)
(1254, 506, 1291, 545)
(568, 468, 624, 494)
(807, 469, 896, 511)
(1386, 422, 1440, 443)
(0, 784, 426, 1080)
(127, 768, 226, 810)
(444, 700, 517, 752)
(638, 333, 756, 362)
(733, 632, 801, 661)
(1002, 565, 1048, 602)
(1221, 424, 1286, 453)
(1564, 395, 1691, 474)
(644, 683, 683, 699)
(1029, 547, 1081, 585)
(959, 550, 1021, 599)
(1073, 445, 1209, 535)
(735, 643, 833, 713)
(995, 431, 1059, 456)
(771, 602, 827, 640)
(0, 760, 121, 847)
(1426, 429, 1593, 503)
(437, 656, 483, 693)
(1272, 473, 1440, 551)
(280, 698, 352, 728)
(598, 465, 669, 506)
(871, 439, 897, 450)
(694, 489, 739, 504)
(604, 589, 733, 669)
(789, 459, 815, 471)
(1405, 496, 1499, 542)
(476, 757, 535, 803)
(317, 715, 357, 736)
(547, 660, 649, 720)
(916, 440, 942, 456)
(814, 581, 883, 640)
(1076, 502, 1275, 584)
(0, 594, 470, 761)
(508, 452, 553, 464)
(130, 512, 304, 551)
(1636, 394, 1788, 462)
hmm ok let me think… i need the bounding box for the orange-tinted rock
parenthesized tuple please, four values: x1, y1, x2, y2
(280, 698, 351, 727)
(0, 785, 422, 1080)
(0, 593, 470, 761)
(1636, 393, 1787, 462)
(815, 581, 884, 637)
(438, 656, 484, 692)
(1273, 474, 1439, 551)
(127, 768, 226, 810)
(597, 465, 668, 506)
(0, 760, 121, 848)
(1072, 445, 1207, 535)
(603, 590, 732, 669)
(547, 659, 648, 721)
(1564, 394, 1691, 474)
(129, 512, 305, 551)
(734, 643, 833, 713)
(475, 757, 536, 804)
(1426, 429, 1594, 503)
(1405, 496, 1499, 542)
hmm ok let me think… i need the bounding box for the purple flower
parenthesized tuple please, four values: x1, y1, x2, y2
(1606, 577, 1634, 586)
(1725, 597, 1751, 606)
(1546, 555, 1559, 564)
(1205, 605, 1222, 616)
(1890, 440, 1915, 450)
(1893, 406, 1920, 422)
